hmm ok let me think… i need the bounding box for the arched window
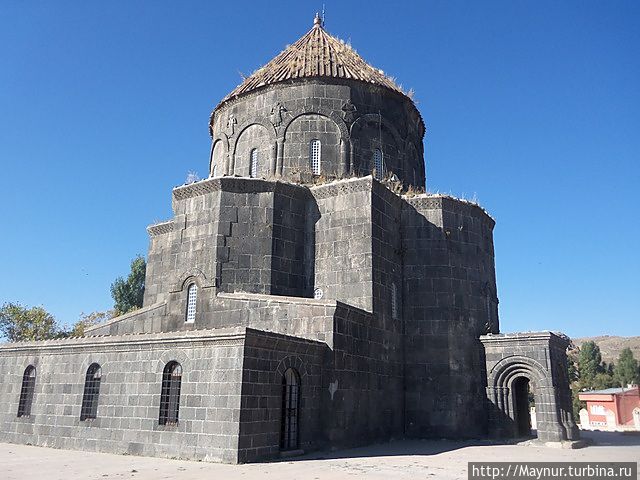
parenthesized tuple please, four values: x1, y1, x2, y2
(159, 361, 182, 425)
(249, 148, 258, 178)
(391, 282, 398, 320)
(80, 363, 102, 421)
(185, 283, 197, 323)
(372, 148, 384, 180)
(281, 367, 300, 450)
(310, 139, 321, 175)
(17, 365, 36, 417)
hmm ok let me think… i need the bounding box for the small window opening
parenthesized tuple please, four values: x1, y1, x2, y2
(310, 140, 321, 175)
(250, 148, 258, 178)
(17, 365, 36, 417)
(159, 361, 182, 425)
(373, 148, 384, 180)
(185, 283, 197, 323)
(80, 363, 102, 421)
(281, 367, 300, 450)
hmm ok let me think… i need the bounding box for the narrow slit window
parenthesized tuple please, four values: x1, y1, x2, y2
(310, 140, 321, 175)
(159, 361, 182, 426)
(373, 148, 384, 180)
(281, 367, 300, 450)
(250, 148, 258, 178)
(185, 283, 197, 323)
(391, 282, 399, 320)
(80, 363, 102, 421)
(17, 365, 36, 417)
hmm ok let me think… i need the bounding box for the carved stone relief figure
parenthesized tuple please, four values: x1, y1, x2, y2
(341, 100, 357, 124)
(225, 114, 237, 136)
(270, 102, 287, 127)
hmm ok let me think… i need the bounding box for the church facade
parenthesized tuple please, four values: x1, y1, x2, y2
(0, 17, 578, 463)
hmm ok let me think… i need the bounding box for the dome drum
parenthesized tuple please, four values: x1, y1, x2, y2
(208, 20, 425, 189)
(209, 79, 425, 188)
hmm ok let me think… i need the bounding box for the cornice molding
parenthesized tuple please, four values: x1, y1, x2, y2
(310, 176, 373, 200)
(0, 329, 247, 355)
(147, 221, 174, 237)
(403, 194, 495, 226)
(172, 177, 307, 202)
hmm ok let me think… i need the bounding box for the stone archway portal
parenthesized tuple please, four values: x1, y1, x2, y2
(480, 333, 580, 443)
(512, 376, 532, 437)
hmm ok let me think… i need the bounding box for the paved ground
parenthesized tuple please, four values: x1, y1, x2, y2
(2, 431, 639, 480)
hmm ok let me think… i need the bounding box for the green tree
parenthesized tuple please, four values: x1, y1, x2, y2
(604, 361, 615, 376)
(0, 303, 62, 341)
(571, 383, 585, 421)
(567, 352, 579, 382)
(567, 349, 588, 420)
(577, 341, 604, 389)
(110, 255, 146, 316)
(592, 372, 616, 390)
(68, 310, 114, 337)
(615, 347, 640, 387)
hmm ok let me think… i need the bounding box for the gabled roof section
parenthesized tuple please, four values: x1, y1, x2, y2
(218, 15, 406, 106)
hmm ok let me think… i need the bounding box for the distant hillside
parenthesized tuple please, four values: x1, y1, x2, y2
(572, 336, 640, 365)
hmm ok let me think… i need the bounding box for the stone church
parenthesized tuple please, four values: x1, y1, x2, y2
(0, 16, 579, 463)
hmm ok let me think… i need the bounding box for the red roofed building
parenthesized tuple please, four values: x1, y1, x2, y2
(578, 385, 640, 431)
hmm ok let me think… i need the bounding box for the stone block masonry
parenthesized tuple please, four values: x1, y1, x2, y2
(481, 332, 580, 443)
(401, 193, 498, 439)
(0, 327, 327, 464)
(0, 16, 579, 461)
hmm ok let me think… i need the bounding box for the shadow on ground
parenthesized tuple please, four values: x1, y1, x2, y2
(278, 437, 525, 463)
(276, 430, 638, 464)
(580, 429, 640, 447)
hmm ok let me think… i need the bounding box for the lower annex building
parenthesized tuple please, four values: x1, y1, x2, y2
(0, 16, 579, 463)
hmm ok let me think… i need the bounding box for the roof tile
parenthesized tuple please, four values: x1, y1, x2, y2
(219, 20, 405, 105)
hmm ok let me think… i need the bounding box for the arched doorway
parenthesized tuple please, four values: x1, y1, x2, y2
(481, 333, 580, 443)
(280, 367, 300, 451)
(485, 354, 573, 442)
(512, 376, 534, 437)
(492, 360, 544, 440)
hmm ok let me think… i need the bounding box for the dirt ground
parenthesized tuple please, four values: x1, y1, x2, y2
(2, 431, 638, 480)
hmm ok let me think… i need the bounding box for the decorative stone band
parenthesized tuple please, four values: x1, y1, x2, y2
(173, 177, 222, 199)
(310, 175, 373, 200)
(211, 78, 424, 136)
(172, 176, 307, 202)
(0, 326, 328, 356)
(404, 193, 496, 227)
(169, 177, 496, 226)
(403, 196, 441, 210)
(147, 220, 173, 237)
(480, 331, 570, 348)
(0, 326, 249, 354)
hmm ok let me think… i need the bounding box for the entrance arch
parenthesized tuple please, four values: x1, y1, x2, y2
(481, 332, 580, 443)
(512, 376, 533, 437)
(487, 356, 552, 440)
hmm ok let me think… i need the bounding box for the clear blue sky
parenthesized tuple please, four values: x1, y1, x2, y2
(1, 1, 638, 338)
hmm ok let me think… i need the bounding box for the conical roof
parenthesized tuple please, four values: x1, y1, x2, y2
(218, 15, 406, 106)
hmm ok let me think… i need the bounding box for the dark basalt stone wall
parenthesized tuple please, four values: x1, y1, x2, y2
(401, 194, 498, 439)
(209, 79, 425, 189)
